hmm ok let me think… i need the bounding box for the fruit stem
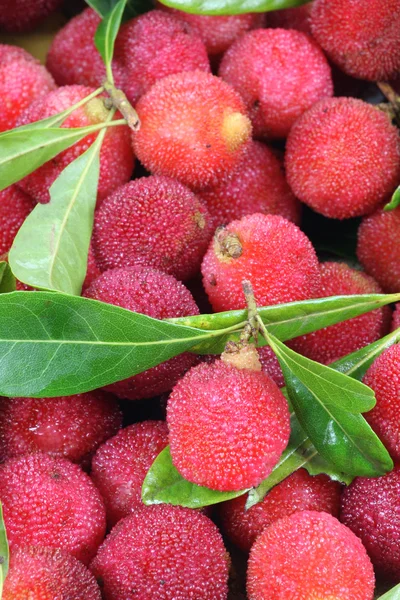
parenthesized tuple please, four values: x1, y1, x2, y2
(377, 82, 400, 125)
(240, 280, 259, 344)
(103, 80, 140, 131)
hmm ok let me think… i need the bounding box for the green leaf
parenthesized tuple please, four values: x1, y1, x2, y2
(170, 293, 400, 354)
(267, 331, 393, 477)
(377, 584, 400, 599)
(0, 502, 9, 583)
(156, 0, 310, 15)
(0, 122, 116, 192)
(95, 0, 127, 75)
(384, 185, 400, 211)
(0, 292, 244, 398)
(142, 446, 248, 508)
(9, 139, 101, 295)
(0, 263, 16, 293)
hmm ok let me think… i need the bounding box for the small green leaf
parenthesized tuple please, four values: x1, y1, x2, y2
(9, 138, 101, 295)
(384, 185, 400, 211)
(95, 0, 127, 77)
(0, 263, 16, 293)
(377, 584, 400, 599)
(0, 501, 9, 583)
(142, 446, 248, 508)
(156, 0, 310, 15)
(0, 122, 116, 192)
(267, 331, 393, 477)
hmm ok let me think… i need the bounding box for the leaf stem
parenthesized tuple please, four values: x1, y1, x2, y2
(103, 80, 140, 130)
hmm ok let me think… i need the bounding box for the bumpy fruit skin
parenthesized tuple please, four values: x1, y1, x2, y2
(0, 186, 35, 254)
(258, 346, 285, 388)
(0, 44, 55, 132)
(90, 505, 229, 600)
(248, 510, 375, 600)
(286, 98, 400, 219)
(83, 243, 101, 291)
(201, 213, 320, 312)
(91, 421, 168, 526)
(0, 0, 62, 32)
(340, 466, 400, 580)
(83, 266, 199, 400)
(219, 29, 333, 139)
(3, 546, 101, 600)
(167, 360, 290, 491)
(290, 262, 391, 364)
(0, 453, 106, 565)
(198, 141, 300, 230)
(363, 346, 400, 461)
(0, 391, 122, 465)
(93, 176, 212, 280)
(392, 304, 400, 331)
(357, 206, 400, 292)
(268, 5, 312, 33)
(219, 469, 342, 552)
(310, 0, 400, 81)
(117, 10, 210, 105)
(132, 70, 252, 191)
(16, 85, 134, 204)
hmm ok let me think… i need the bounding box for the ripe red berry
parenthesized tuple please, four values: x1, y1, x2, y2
(83, 266, 199, 400)
(83, 243, 101, 292)
(248, 510, 374, 599)
(201, 213, 320, 312)
(258, 346, 285, 388)
(341, 466, 400, 580)
(219, 28, 333, 139)
(167, 358, 290, 491)
(310, 0, 400, 81)
(0, 453, 106, 565)
(90, 505, 229, 600)
(0, 186, 34, 254)
(198, 141, 300, 230)
(91, 421, 168, 526)
(268, 5, 312, 33)
(93, 176, 212, 281)
(0, 0, 62, 32)
(132, 70, 252, 191)
(0, 391, 122, 466)
(357, 206, 400, 292)
(286, 98, 400, 219)
(392, 304, 400, 331)
(3, 546, 101, 600)
(0, 44, 55, 132)
(219, 469, 342, 552)
(16, 85, 134, 204)
(290, 262, 391, 364)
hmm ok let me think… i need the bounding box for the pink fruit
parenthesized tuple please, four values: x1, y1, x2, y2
(0, 186, 35, 254)
(392, 304, 400, 331)
(268, 4, 312, 34)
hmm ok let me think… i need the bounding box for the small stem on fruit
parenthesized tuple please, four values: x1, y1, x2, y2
(255, 314, 271, 344)
(215, 227, 242, 260)
(103, 80, 140, 131)
(241, 280, 259, 344)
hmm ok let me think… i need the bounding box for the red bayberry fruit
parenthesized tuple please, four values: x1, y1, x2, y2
(0, 453, 106, 564)
(91, 421, 168, 526)
(310, 0, 400, 81)
(3, 546, 101, 600)
(219, 28, 333, 139)
(93, 176, 212, 280)
(0, 0, 62, 32)
(0, 44, 55, 132)
(219, 469, 342, 552)
(362, 346, 400, 461)
(16, 85, 134, 204)
(0, 391, 122, 466)
(258, 346, 285, 388)
(392, 304, 400, 331)
(285, 98, 400, 219)
(290, 262, 391, 364)
(0, 186, 34, 254)
(201, 213, 320, 312)
(198, 141, 300, 230)
(268, 5, 312, 33)
(167, 358, 290, 491)
(83, 243, 101, 292)
(90, 505, 229, 600)
(357, 206, 400, 292)
(132, 70, 252, 191)
(83, 266, 199, 400)
(340, 466, 400, 580)
(248, 510, 374, 599)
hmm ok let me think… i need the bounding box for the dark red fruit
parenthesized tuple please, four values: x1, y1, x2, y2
(392, 304, 400, 331)
(90, 505, 229, 600)
(0, 453, 106, 565)
(91, 421, 168, 526)
(93, 176, 212, 281)
(268, 5, 312, 33)
(0, 0, 62, 32)
(248, 510, 375, 599)
(83, 266, 199, 400)
(0, 185, 34, 254)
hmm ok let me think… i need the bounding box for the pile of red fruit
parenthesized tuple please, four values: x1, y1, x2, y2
(1, 0, 400, 598)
